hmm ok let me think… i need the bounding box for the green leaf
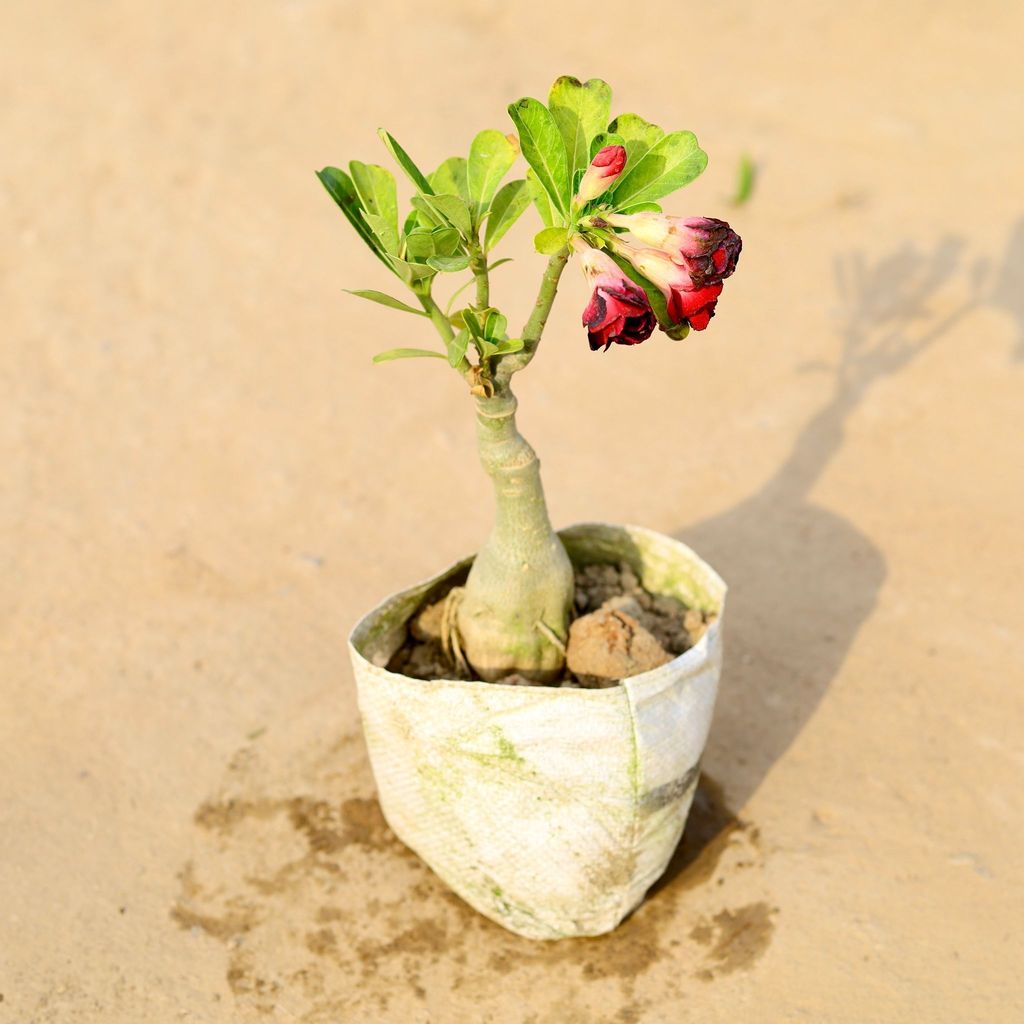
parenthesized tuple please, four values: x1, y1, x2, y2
(548, 76, 613, 178)
(448, 327, 469, 367)
(487, 257, 514, 271)
(316, 167, 392, 271)
(526, 169, 556, 228)
(345, 289, 428, 316)
(474, 332, 523, 361)
(404, 226, 460, 261)
(507, 98, 569, 218)
(607, 113, 665, 172)
(411, 193, 473, 238)
(534, 226, 570, 255)
(377, 129, 434, 195)
(483, 309, 507, 341)
(492, 336, 524, 355)
(402, 207, 423, 235)
(468, 129, 518, 213)
(385, 255, 436, 284)
(361, 211, 399, 254)
(372, 347, 446, 364)
(349, 161, 398, 230)
(403, 230, 434, 261)
(615, 202, 663, 215)
(461, 309, 484, 338)
(610, 131, 708, 208)
(431, 157, 470, 202)
(428, 194, 474, 238)
(484, 179, 530, 251)
(426, 254, 471, 272)
(431, 226, 462, 257)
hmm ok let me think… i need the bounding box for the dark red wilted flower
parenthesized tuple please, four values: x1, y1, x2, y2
(575, 145, 627, 205)
(578, 246, 656, 351)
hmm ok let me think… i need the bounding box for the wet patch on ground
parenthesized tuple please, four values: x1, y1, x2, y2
(172, 727, 773, 1021)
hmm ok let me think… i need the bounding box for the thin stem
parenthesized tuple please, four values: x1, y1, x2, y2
(495, 247, 571, 382)
(470, 241, 490, 309)
(445, 276, 476, 316)
(419, 290, 472, 378)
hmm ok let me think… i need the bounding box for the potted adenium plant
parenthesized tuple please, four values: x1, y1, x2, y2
(319, 76, 741, 940)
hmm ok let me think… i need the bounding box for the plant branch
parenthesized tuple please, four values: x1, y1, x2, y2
(445, 276, 477, 316)
(495, 247, 571, 382)
(419, 289, 472, 377)
(470, 241, 490, 309)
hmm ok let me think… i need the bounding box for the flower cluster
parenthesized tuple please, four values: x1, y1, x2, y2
(575, 146, 742, 351)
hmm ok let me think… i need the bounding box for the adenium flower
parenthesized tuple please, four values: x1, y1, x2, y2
(614, 244, 724, 332)
(607, 213, 741, 288)
(578, 244, 656, 351)
(575, 145, 627, 206)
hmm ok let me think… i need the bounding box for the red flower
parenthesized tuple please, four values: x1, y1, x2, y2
(615, 246, 724, 331)
(666, 281, 723, 331)
(578, 246, 656, 351)
(575, 145, 627, 206)
(608, 213, 741, 287)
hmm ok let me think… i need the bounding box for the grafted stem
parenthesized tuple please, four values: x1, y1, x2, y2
(470, 242, 490, 308)
(496, 247, 571, 382)
(456, 381, 574, 681)
(456, 247, 574, 681)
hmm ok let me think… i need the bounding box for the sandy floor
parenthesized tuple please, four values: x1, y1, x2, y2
(2, 1, 1023, 1021)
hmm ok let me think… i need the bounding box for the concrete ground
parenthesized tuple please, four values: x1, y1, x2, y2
(2, 1, 1022, 1021)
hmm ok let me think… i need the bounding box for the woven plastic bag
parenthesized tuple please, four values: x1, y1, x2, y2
(348, 523, 726, 939)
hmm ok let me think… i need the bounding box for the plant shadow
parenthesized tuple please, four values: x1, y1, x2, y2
(655, 220, 1024, 887)
(989, 217, 1024, 362)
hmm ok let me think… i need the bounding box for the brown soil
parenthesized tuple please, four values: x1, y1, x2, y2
(385, 561, 714, 687)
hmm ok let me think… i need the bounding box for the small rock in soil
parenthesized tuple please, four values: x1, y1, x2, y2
(566, 608, 673, 688)
(574, 561, 705, 657)
(684, 608, 709, 643)
(409, 598, 445, 643)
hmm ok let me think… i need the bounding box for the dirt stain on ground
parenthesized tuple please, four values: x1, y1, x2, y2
(690, 902, 777, 979)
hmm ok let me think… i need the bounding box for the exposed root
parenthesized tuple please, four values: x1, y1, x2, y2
(441, 586, 469, 674)
(535, 619, 567, 656)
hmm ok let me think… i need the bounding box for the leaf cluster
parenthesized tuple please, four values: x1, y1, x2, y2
(318, 126, 533, 366)
(318, 127, 529, 287)
(506, 76, 708, 241)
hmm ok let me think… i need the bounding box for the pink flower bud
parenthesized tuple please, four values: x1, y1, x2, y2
(578, 245, 656, 351)
(575, 145, 627, 206)
(608, 213, 742, 287)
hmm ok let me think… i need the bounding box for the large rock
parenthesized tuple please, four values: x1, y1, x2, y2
(566, 608, 673, 688)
